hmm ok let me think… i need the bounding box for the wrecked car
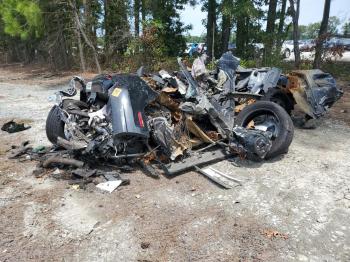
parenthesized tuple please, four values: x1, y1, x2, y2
(203, 52, 343, 122)
(45, 56, 294, 176)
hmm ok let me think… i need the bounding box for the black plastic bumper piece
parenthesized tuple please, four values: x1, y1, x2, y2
(163, 149, 229, 176)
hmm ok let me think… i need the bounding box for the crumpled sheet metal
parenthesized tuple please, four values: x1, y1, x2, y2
(157, 92, 183, 123)
(149, 117, 189, 161)
(287, 70, 343, 118)
(191, 54, 208, 79)
(287, 74, 315, 117)
(185, 117, 214, 144)
(157, 92, 179, 111)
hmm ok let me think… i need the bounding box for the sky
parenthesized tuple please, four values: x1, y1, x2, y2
(180, 0, 350, 36)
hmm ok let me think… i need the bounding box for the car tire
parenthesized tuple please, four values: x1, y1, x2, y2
(235, 101, 294, 159)
(261, 89, 294, 115)
(284, 49, 291, 58)
(46, 99, 88, 145)
(46, 105, 66, 144)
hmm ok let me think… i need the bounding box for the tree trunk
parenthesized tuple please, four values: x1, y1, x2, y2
(70, 0, 101, 73)
(313, 0, 331, 68)
(236, 15, 245, 57)
(220, 0, 231, 53)
(289, 0, 301, 68)
(75, 28, 86, 71)
(141, 0, 146, 31)
(207, 0, 216, 59)
(264, 0, 278, 63)
(276, 0, 287, 51)
(134, 0, 140, 36)
(103, 0, 110, 53)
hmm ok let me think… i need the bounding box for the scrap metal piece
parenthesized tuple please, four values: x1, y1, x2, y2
(287, 70, 343, 118)
(96, 180, 122, 193)
(231, 127, 272, 160)
(57, 137, 87, 150)
(185, 117, 214, 143)
(195, 166, 242, 189)
(149, 117, 188, 160)
(206, 166, 242, 186)
(137, 159, 160, 178)
(8, 141, 32, 159)
(163, 149, 229, 176)
(263, 67, 282, 92)
(191, 54, 208, 79)
(43, 156, 84, 168)
(72, 168, 96, 178)
(177, 57, 200, 98)
(152, 75, 165, 85)
(195, 166, 232, 189)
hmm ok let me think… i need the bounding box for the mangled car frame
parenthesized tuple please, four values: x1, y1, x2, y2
(45, 52, 295, 177)
(204, 53, 343, 123)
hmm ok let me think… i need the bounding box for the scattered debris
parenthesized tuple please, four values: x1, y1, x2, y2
(42, 156, 84, 168)
(14, 51, 344, 189)
(71, 184, 80, 190)
(195, 166, 242, 189)
(39, 53, 283, 184)
(8, 141, 32, 159)
(141, 242, 151, 249)
(96, 180, 122, 193)
(1, 120, 31, 133)
(263, 229, 289, 240)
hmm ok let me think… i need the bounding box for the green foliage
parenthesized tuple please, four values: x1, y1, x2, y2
(185, 34, 205, 43)
(321, 62, 350, 81)
(0, 0, 42, 39)
(289, 16, 341, 40)
(149, 0, 190, 56)
(233, 0, 265, 59)
(240, 59, 257, 68)
(342, 20, 350, 36)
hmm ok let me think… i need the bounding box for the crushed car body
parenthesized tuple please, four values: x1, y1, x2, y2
(203, 53, 343, 119)
(43, 53, 295, 178)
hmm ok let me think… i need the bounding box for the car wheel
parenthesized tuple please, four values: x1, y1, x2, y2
(235, 101, 294, 159)
(261, 89, 294, 115)
(45, 99, 88, 145)
(284, 49, 291, 58)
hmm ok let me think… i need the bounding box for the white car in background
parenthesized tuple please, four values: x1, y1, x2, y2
(252, 42, 293, 58)
(282, 40, 294, 58)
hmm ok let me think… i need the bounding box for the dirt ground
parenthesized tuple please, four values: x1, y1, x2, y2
(0, 65, 349, 262)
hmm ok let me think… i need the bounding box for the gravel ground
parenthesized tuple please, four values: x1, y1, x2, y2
(0, 71, 349, 262)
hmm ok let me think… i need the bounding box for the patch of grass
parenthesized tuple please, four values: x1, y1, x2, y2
(321, 62, 350, 81)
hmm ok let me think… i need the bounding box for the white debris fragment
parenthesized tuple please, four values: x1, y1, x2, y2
(96, 180, 122, 193)
(88, 105, 107, 125)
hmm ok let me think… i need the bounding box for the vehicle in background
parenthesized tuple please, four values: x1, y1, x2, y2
(185, 43, 198, 56)
(338, 38, 350, 50)
(281, 40, 294, 58)
(184, 43, 206, 56)
(252, 43, 264, 52)
(299, 39, 315, 52)
(228, 43, 236, 52)
(325, 37, 350, 51)
(197, 43, 206, 54)
(324, 37, 339, 49)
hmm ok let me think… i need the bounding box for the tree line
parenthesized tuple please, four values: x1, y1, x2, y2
(0, 0, 343, 71)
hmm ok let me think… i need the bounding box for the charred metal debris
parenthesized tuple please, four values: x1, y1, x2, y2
(7, 52, 343, 189)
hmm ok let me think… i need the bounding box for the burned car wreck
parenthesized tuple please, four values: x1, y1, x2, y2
(197, 52, 343, 122)
(44, 53, 294, 180)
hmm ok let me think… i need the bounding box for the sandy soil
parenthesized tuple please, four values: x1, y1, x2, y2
(0, 67, 349, 262)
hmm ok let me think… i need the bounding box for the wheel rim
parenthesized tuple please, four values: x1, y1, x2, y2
(242, 110, 281, 140)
